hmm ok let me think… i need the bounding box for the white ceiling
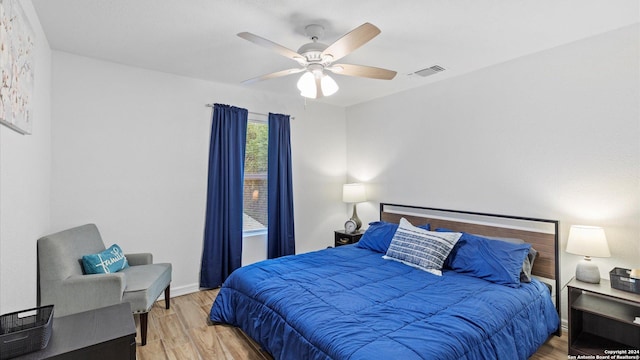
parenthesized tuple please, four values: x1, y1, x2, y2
(32, 0, 639, 107)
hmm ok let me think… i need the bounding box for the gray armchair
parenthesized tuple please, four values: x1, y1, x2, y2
(37, 224, 172, 346)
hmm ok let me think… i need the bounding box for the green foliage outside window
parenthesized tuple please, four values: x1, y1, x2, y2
(245, 122, 268, 174)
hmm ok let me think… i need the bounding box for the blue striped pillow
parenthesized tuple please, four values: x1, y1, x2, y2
(383, 218, 462, 275)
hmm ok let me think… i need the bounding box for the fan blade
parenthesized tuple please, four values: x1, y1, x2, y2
(238, 32, 304, 62)
(242, 68, 305, 85)
(329, 64, 397, 80)
(321, 23, 381, 62)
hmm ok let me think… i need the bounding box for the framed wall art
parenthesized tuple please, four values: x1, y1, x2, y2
(0, 0, 35, 135)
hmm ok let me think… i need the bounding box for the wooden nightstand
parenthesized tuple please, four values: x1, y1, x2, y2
(567, 277, 640, 356)
(334, 230, 364, 247)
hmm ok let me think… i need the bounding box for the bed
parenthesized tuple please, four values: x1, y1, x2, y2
(210, 203, 561, 359)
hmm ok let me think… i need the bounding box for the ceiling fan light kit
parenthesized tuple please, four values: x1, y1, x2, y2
(238, 22, 397, 99)
(296, 64, 339, 99)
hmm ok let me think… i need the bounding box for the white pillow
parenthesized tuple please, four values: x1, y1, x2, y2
(383, 218, 462, 275)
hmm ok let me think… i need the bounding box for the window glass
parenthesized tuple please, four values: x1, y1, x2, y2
(243, 121, 268, 231)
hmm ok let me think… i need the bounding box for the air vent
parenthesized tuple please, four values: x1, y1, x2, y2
(413, 65, 445, 77)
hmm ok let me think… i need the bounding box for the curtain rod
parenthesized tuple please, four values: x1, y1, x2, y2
(205, 104, 295, 120)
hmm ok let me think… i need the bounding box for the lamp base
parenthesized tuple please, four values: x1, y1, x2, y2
(351, 204, 362, 230)
(575, 257, 601, 284)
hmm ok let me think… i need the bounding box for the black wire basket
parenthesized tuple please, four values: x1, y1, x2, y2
(0, 305, 54, 359)
(609, 267, 640, 294)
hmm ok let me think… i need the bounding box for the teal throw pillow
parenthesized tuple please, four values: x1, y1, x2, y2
(82, 244, 129, 274)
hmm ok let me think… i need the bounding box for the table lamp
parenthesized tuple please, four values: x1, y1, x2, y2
(566, 225, 610, 284)
(342, 183, 366, 230)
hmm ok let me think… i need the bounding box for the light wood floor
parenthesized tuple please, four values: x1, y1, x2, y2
(136, 289, 568, 359)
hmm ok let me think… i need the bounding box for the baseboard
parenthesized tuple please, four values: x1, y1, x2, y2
(170, 283, 201, 298)
(155, 283, 201, 302)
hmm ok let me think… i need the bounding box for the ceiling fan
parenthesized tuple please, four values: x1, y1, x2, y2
(237, 22, 397, 99)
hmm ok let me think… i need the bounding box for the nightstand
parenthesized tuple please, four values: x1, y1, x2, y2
(334, 230, 364, 247)
(567, 277, 640, 356)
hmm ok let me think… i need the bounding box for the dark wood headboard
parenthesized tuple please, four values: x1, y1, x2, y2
(380, 203, 560, 332)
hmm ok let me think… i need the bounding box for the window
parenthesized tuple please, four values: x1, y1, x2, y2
(243, 120, 268, 232)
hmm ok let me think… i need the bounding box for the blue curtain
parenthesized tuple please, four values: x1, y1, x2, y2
(200, 104, 248, 288)
(267, 113, 296, 258)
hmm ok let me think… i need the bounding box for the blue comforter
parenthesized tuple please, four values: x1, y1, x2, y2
(210, 245, 559, 360)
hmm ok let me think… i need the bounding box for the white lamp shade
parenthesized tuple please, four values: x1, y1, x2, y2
(342, 183, 366, 203)
(297, 72, 316, 98)
(566, 225, 610, 258)
(320, 74, 339, 96)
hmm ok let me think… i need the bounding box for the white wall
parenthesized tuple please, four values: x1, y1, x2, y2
(0, 1, 52, 314)
(50, 51, 346, 295)
(346, 24, 639, 322)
